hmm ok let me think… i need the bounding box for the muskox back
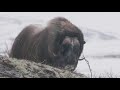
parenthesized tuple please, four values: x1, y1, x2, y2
(10, 24, 48, 62)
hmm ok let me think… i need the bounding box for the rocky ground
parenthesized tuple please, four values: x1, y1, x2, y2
(0, 55, 87, 78)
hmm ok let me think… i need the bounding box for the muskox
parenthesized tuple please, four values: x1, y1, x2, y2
(10, 17, 85, 71)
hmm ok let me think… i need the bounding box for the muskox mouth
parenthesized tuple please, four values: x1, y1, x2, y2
(52, 50, 79, 71)
(49, 43, 80, 71)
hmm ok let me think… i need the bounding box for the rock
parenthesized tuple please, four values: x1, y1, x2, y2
(0, 55, 87, 78)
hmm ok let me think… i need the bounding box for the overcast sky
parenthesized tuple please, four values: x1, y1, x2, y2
(0, 12, 120, 33)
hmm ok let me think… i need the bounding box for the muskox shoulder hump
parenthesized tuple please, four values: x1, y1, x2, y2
(24, 24, 43, 31)
(22, 24, 44, 36)
(48, 17, 71, 25)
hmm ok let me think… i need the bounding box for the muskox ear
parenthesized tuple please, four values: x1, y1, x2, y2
(83, 41, 86, 44)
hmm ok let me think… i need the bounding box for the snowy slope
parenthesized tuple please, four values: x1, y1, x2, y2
(77, 27, 120, 58)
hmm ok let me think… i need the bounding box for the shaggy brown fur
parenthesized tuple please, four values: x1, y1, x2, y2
(10, 17, 85, 71)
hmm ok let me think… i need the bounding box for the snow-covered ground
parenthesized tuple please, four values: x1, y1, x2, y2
(0, 12, 120, 77)
(75, 28, 120, 77)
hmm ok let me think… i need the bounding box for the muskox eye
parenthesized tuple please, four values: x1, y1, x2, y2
(73, 44, 80, 54)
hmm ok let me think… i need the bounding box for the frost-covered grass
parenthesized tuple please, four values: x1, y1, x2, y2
(1, 42, 120, 78)
(91, 72, 120, 78)
(76, 57, 120, 78)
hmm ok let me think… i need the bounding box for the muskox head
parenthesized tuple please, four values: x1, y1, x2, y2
(46, 17, 86, 71)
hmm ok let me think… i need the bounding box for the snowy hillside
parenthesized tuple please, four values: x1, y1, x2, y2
(81, 27, 118, 42)
(79, 27, 120, 58)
